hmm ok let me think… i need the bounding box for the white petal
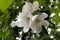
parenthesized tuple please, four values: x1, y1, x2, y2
(22, 2, 32, 13)
(15, 20, 24, 27)
(22, 2, 28, 13)
(42, 20, 49, 27)
(16, 12, 23, 20)
(30, 19, 42, 33)
(33, 1, 39, 11)
(10, 21, 16, 28)
(31, 25, 42, 33)
(28, 13, 33, 18)
(23, 27, 30, 33)
(39, 13, 48, 19)
(31, 15, 38, 21)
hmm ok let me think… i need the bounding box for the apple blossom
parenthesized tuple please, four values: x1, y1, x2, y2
(22, 1, 39, 14)
(10, 1, 49, 33)
(30, 13, 49, 33)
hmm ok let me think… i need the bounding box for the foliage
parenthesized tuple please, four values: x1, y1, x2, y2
(0, 0, 60, 40)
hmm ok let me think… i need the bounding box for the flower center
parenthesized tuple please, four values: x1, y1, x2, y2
(35, 18, 41, 23)
(26, 17, 30, 21)
(30, 5, 33, 10)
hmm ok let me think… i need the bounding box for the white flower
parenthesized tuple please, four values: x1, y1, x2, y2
(22, 1, 39, 14)
(10, 1, 49, 33)
(10, 12, 49, 33)
(30, 13, 49, 33)
(15, 12, 32, 33)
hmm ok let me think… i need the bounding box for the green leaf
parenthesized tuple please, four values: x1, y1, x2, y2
(0, 0, 14, 11)
(37, 0, 50, 6)
(0, 31, 4, 38)
(32, 10, 40, 15)
(4, 31, 10, 38)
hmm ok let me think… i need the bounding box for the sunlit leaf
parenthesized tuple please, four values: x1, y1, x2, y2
(0, 0, 14, 11)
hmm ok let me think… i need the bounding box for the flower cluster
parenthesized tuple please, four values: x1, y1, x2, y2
(10, 1, 49, 33)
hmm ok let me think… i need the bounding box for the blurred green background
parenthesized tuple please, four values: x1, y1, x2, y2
(0, 0, 60, 40)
